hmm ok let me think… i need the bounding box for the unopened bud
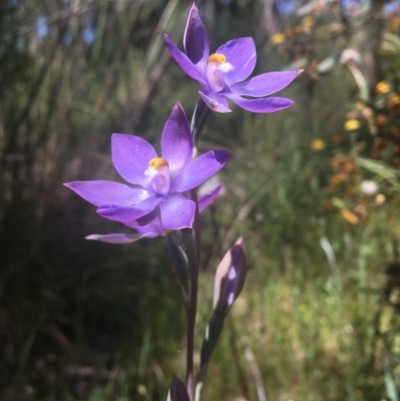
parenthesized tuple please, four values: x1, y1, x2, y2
(213, 237, 247, 316)
(167, 375, 190, 401)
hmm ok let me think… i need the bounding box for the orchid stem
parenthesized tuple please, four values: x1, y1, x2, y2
(186, 101, 209, 401)
(186, 189, 201, 401)
(191, 99, 212, 145)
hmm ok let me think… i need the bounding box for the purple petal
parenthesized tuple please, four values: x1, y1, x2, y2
(86, 232, 159, 243)
(123, 212, 165, 235)
(227, 95, 294, 113)
(216, 38, 256, 85)
(161, 103, 193, 178)
(112, 134, 157, 186)
(198, 184, 223, 212)
(97, 196, 162, 221)
(170, 150, 231, 192)
(183, 3, 209, 64)
(164, 34, 207, 86)
(231, 70, 302, 97)
(160, 194, 195, 230)
(199, 91, 231, 113)
(64, 180, 150, 207)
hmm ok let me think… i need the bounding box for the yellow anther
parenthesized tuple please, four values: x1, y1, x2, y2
(149, 157, 169, 170)
(207, 53, 226, 64)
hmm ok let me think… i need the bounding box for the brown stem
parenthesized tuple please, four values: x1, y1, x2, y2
(186, 189, 201, 401)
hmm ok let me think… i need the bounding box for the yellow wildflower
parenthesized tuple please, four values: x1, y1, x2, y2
(341, 209, 359, 225)
(271, 33, 285, 45)
(344, 119, 360, 131)
(376, 80, 390, 94)
(302, 16, 315, 27)
(389, 95, 400, 107)
(311, 139, 325, 151)
(355, 101, 364, 110)
(375, 193, 386, 206)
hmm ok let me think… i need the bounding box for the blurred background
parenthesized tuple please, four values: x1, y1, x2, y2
(2, 0, 400, 399)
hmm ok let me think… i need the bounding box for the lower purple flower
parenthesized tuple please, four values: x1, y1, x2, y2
(85, 184, 224, 244)
(64, 103, 230, 233)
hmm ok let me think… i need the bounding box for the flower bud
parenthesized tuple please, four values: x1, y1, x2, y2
(213, 237, 247, 316)
(167, 375, 190, 401)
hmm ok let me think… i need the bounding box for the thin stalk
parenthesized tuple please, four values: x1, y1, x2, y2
(191, 99, 212, 145)
(186, 189, 201, 401)
(186, 101, 209, 400)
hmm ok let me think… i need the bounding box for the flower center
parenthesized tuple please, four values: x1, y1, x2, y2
(207, 53, 226, 64)
(206, 53, 232, 93)
(149, 157, 169, 169)
(145, 157, 170, 195)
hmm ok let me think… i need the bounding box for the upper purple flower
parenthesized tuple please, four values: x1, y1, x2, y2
(164, 3, 302, 113)
(64, 103, 231, 231)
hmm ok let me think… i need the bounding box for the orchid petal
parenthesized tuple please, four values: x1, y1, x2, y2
(171, 150, 231, 192)
(97, 196, 162, 221)
(160, 194, 195, 230)
(161, 103, 193, 178)
(123, 211, 158, 228)
(227, 95, 294, 113)
(216, 38, 256, 85)
(112, 134, 157, 186)
(231, 70, 302, 97)
(184, 3, 209, 64)
(64, 180, 149, 207)
(199, 91, 231, 113)
(123, 212, 165, 235)
(86, 232, 159, 244)
(198, 184, 223, 212)
(164, 34, 207, 86)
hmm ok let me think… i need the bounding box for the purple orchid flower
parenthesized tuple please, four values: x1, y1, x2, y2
(164, 3, 302, 113)
(64, 103, 231, 233)
(85, 184, 224, 244)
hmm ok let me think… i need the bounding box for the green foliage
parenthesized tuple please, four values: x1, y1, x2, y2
(197, 112, 400, 400)
(0, 0, 186, 399)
